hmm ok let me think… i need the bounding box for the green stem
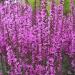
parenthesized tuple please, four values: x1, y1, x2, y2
(0, 54, 7, 75)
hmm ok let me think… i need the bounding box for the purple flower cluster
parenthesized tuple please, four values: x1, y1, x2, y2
(0, 0, 75, 75)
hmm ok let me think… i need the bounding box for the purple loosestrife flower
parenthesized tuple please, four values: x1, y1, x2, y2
(71, 0, 75, 53)
(62, 14, 73, 73)
(0, 2, 25, 74)
(0, 4, 8, 54)
(40, 0, 49, 66)
(36, 9, 42, 57)
(17, 3, 35, 65)
(40, 0, 48, 28)
(70, 0, 75, 71)
(54, 1, 63, 74)
(6, 46, 16, 65)
(49, 0, 56, 75)
(62, 15, 72, 53)
(1, 0, 75, 74)
(6, 45, 22, 75)
(35, 64, 45, 75)
(22, 3, 32, 28)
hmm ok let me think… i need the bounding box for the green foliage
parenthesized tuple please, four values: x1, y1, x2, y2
(28, 0, 35, 9)
(62, 50, 72, 75)
(28, 0, 71, 15)
(74, 0, 75, 5)
(0, 55, 8, 75)
(0, 0, 72, 15)
(63, 0, 70, 15)
(28, 0, 40, 9)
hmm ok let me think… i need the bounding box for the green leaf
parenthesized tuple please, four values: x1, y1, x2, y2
(64, 0, 70, 15)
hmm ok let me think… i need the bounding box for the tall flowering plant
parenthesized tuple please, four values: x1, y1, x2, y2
(0, 0, 75, 75)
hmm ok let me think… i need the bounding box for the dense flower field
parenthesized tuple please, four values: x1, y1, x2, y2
(0, 0, 75, 75)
